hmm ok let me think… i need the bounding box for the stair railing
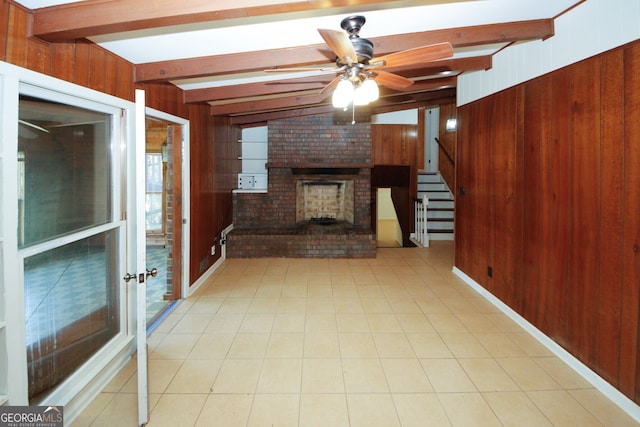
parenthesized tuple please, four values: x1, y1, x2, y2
(414, 195, 429, 247)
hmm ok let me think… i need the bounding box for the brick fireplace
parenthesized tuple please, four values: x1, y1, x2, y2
(226, 113, 376, 258)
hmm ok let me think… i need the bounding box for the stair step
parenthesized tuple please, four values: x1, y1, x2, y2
(418, 182, 447, 191)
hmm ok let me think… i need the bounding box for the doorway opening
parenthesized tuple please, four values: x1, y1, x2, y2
(376, 188, 402, 247)
(144, 118, 183, 326)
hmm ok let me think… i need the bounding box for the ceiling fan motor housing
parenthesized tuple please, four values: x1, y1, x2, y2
(340, 15, 374, 63)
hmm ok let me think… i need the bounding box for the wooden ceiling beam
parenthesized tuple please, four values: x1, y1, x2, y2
(32, 0, 432, 41)
(135, 20, 546, 82)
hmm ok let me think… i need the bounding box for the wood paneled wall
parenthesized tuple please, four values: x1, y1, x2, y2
(455, 39, 640, 403)
(437, 103, 456, 191)
(1, 0, 237, 285)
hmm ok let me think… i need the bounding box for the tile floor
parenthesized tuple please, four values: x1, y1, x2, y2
(72, 241, 639, 426)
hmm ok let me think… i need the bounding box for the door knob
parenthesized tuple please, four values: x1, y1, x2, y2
(146, 268, 158, 279)
(123, 273, 137, 283)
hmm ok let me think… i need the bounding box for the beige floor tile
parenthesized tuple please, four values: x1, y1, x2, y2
(84, 393, 138, 427)
(392, 393, 451, 427)
(256, 359, 302, 393)
(247, 297, 280, 313)
(534, 356, 592, 389)
(277, 297, 307, 313)
(421, 359, 477, 393)
(336, 313, 369, 332)
(346, 394, 401, 427)
(171, 313, 212, 334)
(272, 312, 306, 332)
(333, 296, 364, 313)
(458, 358, 519, 392)
(305, 312, 337, 332)
(396, 313, 436, 333)
(442, 296, 481, 314)
(440, 333, 491, 358)
(407, 334, 454, 358)
(146, 359, 183, 394)
(475, 333, 527, 358)
(217, 297, 253, 313)
(527, 390, 602, 426)
(386, 298, 421, 313)
(254, 283, 284, 298)
(497, 357, 562, 390)
(507, 332, 553, 357)
(102, 359, 136, 392)
(299, 394, 350, 427)
(343, 358, 389, 392)
(307, 282, 333, 297)
(227, 333, 269, 358)
(204, 312, 243, 333)
(455, 313, 500, 333)
(438, 392, 502, 427)
(361, 297, 393, 313)
(569, 389, 640, 427)
(247, 394, 299, 427)
(356, 284, 386, 298)
(366, 313, 403, 333)
(188, 333, 234, 359)
(146, 393, 207, 427)
(486, 312, 523, 332)
(266, 333, 304, 358)
(69, 392, 114, 426)
(425, 313, 469, 333)
(165, 359, 222, 393)
(372, 333, 415, 358)
(211, 359, 262, 393)
(281, 283, 308, 297)
(187, 296, 224, 314)
(238, 313, 275, 333)
(304, 332, 340, 358)
(301, 358, 344, 393)
(414, 296, 451, 314)
(339, 333, 378, 358)
(331, 283, 360, 297)
(149, 333, 200, 360)
(306, 297, 336, 313)
(195, 394, 252, 427)
(152, 312, 183, 334)
(382, 358, 433, 392)
(483, 391, 553, 427)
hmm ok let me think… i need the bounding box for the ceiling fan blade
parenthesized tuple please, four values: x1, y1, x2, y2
(319, 75, 342, 96)
(371, 71, 414, 90)
(318, 29, 358, 66)
(371, 42, 454, 69)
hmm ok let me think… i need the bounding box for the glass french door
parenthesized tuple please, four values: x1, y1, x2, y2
(17, 88, 127, 404)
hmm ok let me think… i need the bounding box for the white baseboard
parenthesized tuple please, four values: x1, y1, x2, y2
(452, 267, 640, 423)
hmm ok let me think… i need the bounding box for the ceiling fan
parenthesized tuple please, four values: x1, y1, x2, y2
(265, 15, 454, 107)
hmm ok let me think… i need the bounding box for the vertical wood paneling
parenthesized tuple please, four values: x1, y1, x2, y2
(0, 1, 9, 60)
(596, 49, 625, 385)
(6, 4, 28, 66)
(88, 45, 107, 93)
(27, 37, 49, 74)
(544, 68, 572, 344)
(456, 40, 640, 404)
(51, 43, 76, 82)
(521, 78, 543, 322)
(568, 58, 601, 365)
(73, 40, 91, 87)
(621, 41, 640, 399)
(492, 88, 520, 309)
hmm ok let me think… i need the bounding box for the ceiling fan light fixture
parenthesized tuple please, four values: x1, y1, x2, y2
(332, 78, 354, 108)
(353, 78, 378, 105)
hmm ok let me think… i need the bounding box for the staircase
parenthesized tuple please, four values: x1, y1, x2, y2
(417, 172, 454, 241)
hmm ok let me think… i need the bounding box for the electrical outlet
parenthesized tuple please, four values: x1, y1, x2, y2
(487, 266, 493, 277)
(211, 245, 216, 256)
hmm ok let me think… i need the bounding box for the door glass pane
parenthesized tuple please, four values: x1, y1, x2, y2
(145, 153, 163, 232)
(24, 230, 119, 402)
(18, 94, 120, 403)
(18, 95, 112, 248)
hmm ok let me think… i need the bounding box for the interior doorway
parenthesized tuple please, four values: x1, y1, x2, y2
(144, 118, 183, 326)
(376, 188, 402, 247)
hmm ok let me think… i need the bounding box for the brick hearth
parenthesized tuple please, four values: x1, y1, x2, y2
(227, 113, 376, 258)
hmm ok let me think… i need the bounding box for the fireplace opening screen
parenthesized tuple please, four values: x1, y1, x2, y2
(296, 180, 355, 224)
